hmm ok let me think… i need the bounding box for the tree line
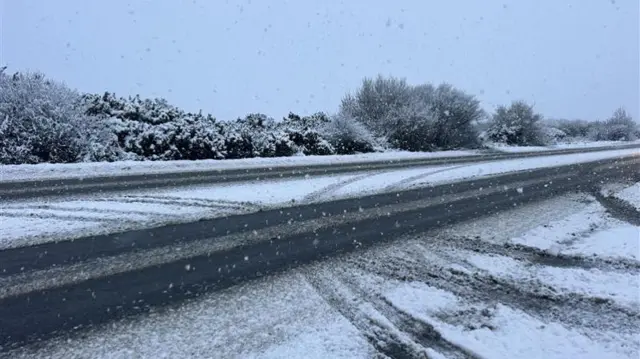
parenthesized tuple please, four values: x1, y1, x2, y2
(0, 70, 637, 165)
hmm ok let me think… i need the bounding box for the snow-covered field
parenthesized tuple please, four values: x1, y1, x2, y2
(7, 186, 639, 359)
(1, 140, 637, 183)
(1, 148, 638, 249)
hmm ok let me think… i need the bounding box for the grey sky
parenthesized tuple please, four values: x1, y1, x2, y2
(2, 0, 638, 122)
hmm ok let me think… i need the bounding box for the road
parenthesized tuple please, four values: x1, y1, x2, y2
(2, 143, 639, 201)
(0, 154, 638, 352)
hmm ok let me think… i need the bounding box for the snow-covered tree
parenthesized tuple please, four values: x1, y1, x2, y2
(340, 75, 413, 136)
(486, 101, 547, 146)
(340, 76, 482, 151)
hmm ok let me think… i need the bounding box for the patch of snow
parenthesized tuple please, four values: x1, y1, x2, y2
(564, 224, 639, 261)
(614, 182, 640, 211)
(509, 201, 639, 261)
(432, 304, 639, 359)
(466, 253, 640, 309)
(510, 202, 610, 251)
(383, 281, 460, 315)
(0, 216, 100, 248)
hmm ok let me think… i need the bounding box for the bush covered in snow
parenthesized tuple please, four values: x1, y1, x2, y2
(593, 108, 638, 141)
(340, 75, 483, 151)
(486, 101, 547, 146)
(0, 70, 123, 164)
(544, 113, 638, 143)
(321, 113, 378, 154)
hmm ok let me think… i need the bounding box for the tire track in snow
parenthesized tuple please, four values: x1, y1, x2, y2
(350, 250, 640, 334)
(382, 165, 471, 192)
(333, 267, 485, 359)
(0, 211, 127, 224)
(424, 235, 640, 272)
(301, 172, 387, 204)
(100, 195, 258, 211)
(0, 204, 175, 220)
(303, 267, 432, 359)
(591, 190, 640, 226)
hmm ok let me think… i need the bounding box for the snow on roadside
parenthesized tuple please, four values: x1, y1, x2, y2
(465, 253, 639, 309)
(564, 225, 639, 261)
(509, 199, 639, 261)
(431, 304, 638, 359)
(382, 281, 638, 359)
(0, 149, 480, 183)
(408, 148, 640, 187)
(487, 140, 640, 153)
(614, 182, 640, 211)
(1, 141, 637, 183)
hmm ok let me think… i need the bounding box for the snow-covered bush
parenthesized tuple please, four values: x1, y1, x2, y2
(541, 126, 567, 143)
(340, 76, 482, 151)
(545, 118, 592, 139)
(486, 101, 547, 146)
(280, 112, 335, 156)
(84, 92, 182, 125)
(600, 108, 637, 141)
(417, 83, 483, 150)
(321, 113, 378, 154)
(0, 70, 119, 164)
(223, 113, 294, 158)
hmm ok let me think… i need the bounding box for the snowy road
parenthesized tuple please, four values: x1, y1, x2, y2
(1, 148, 638, 249)
(0, 153, 638, 353)
(5, 185, 639, 359)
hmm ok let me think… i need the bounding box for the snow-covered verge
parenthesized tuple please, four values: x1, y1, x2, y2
(0, 149, 480, 183)
(1, 148, 638, 249)
(7, 192, 638, 359)
(612, 183, 640, 212)
(2, 141, 638, 183)
(486, 139, 640, 153)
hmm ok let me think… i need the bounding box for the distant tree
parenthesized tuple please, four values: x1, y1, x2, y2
(603, 107, 637, 141)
